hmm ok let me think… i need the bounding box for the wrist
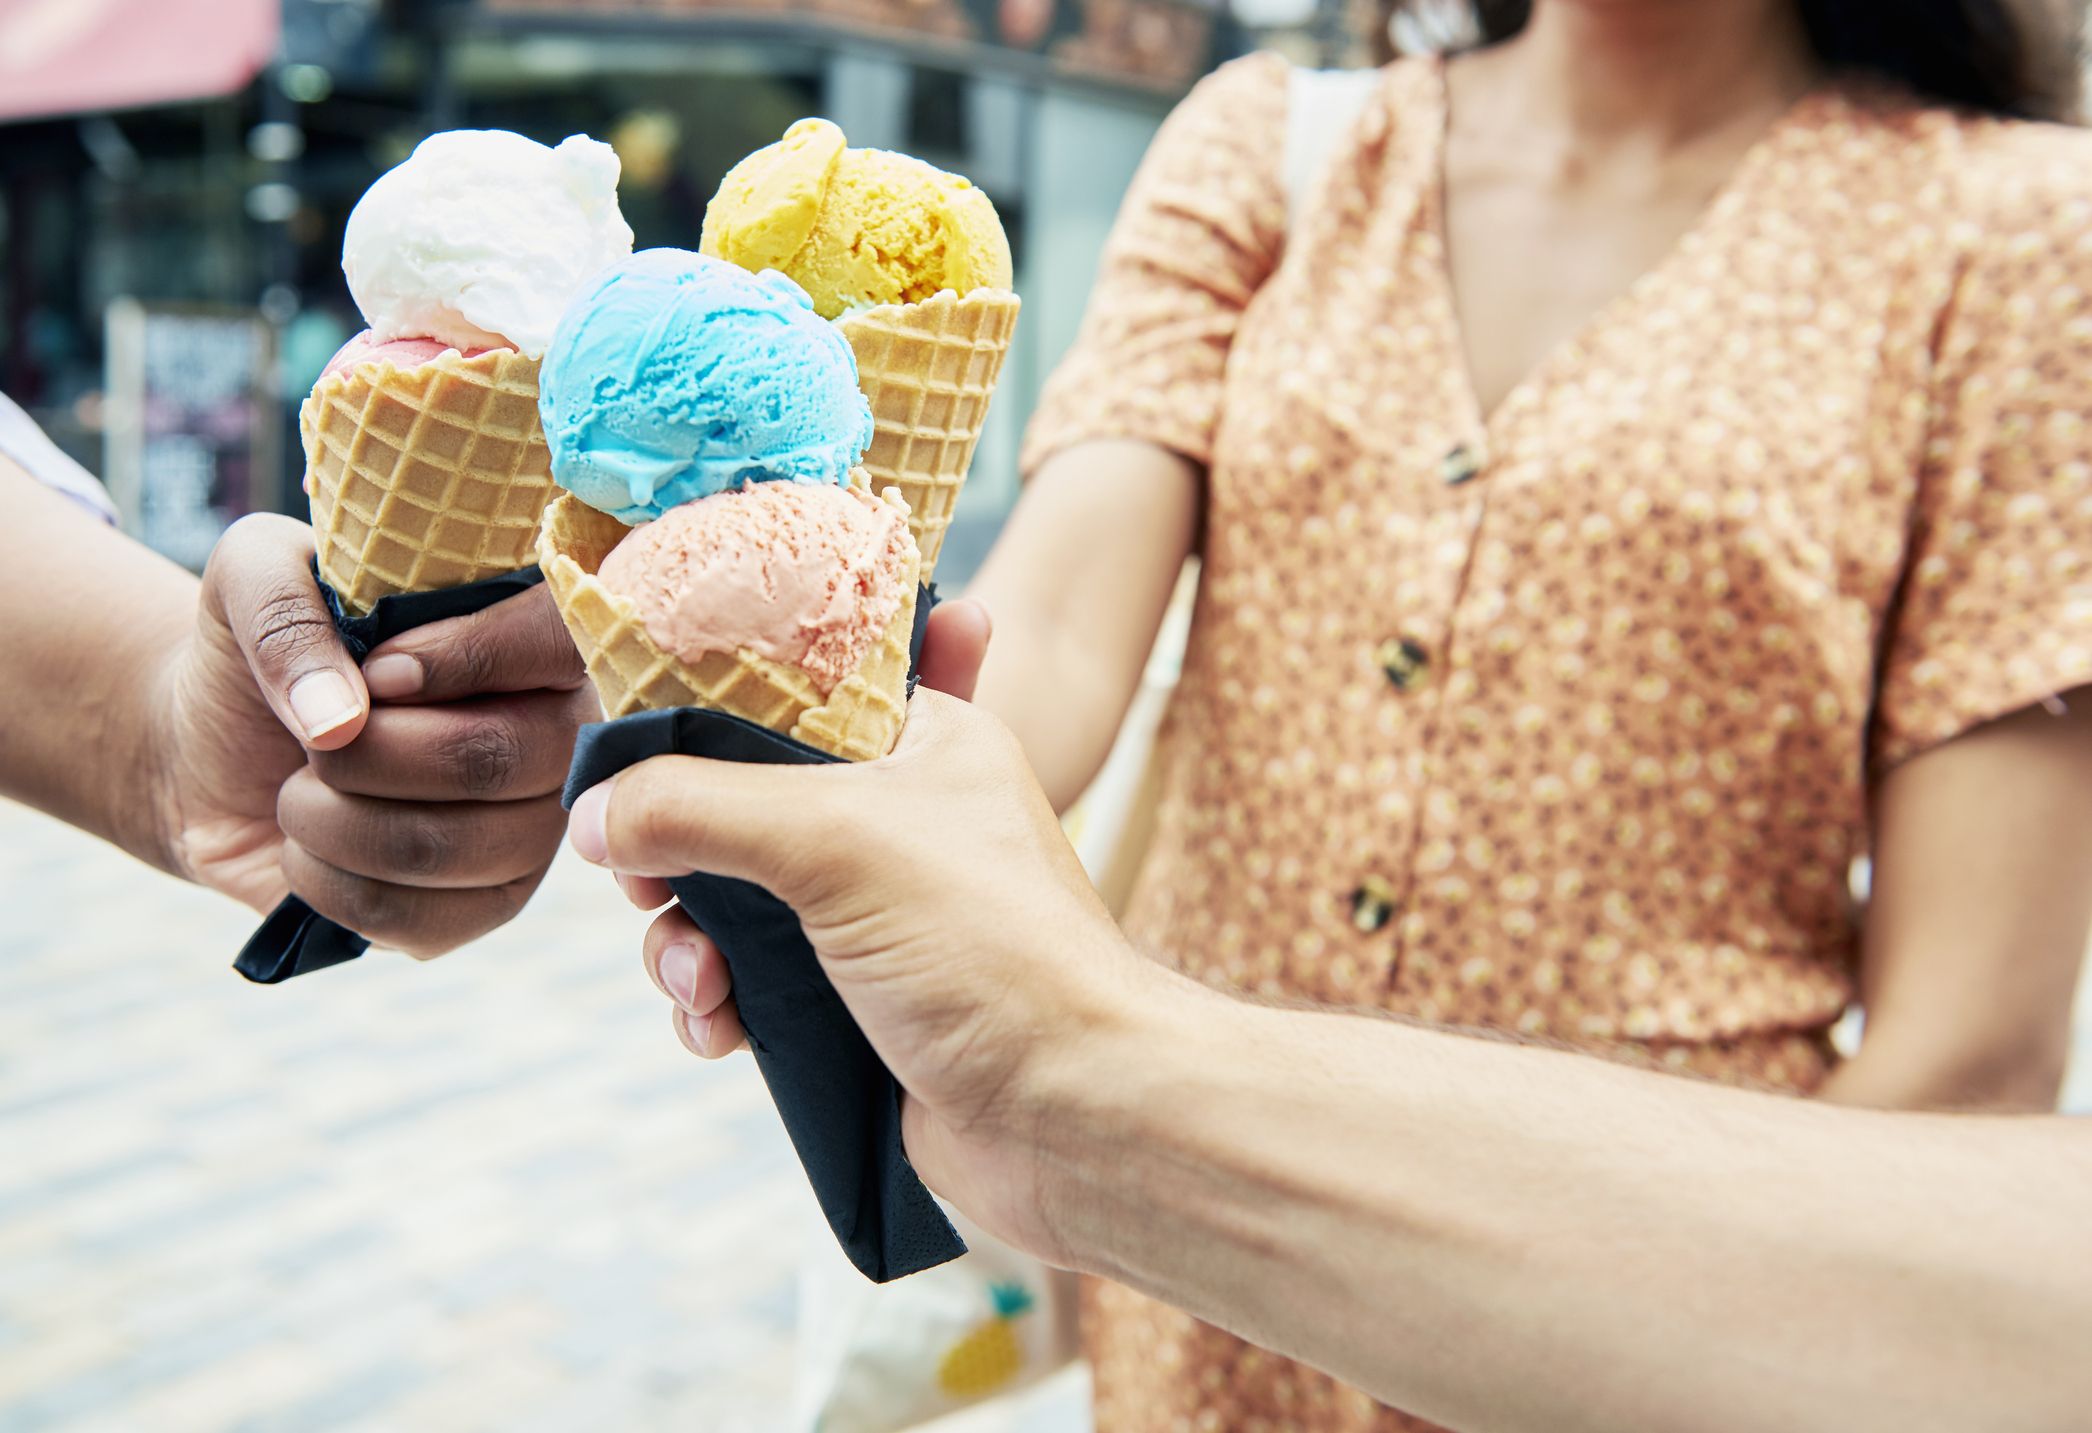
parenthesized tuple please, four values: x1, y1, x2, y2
(1021, 936, 1247, 1276)
(114, 636, 190, 881)
(0, 469, 199, 875)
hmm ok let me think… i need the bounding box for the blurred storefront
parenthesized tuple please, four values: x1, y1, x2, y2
(0, 0, 1344, 579)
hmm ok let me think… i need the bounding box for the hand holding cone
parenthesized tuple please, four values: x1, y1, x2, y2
(534, 146, 1001, 1285)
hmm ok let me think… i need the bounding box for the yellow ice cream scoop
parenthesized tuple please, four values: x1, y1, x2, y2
(700, 118, 1012, 319)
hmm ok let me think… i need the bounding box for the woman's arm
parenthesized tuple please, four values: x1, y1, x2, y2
(972, 55, 1288, 807)
(1820, 688, 2092, 1112)
(1838, 152, 2092, 1110)
(966, 438, 1199, 810)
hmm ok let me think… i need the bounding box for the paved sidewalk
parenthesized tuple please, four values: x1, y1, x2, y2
(0, 800, 811, 1432)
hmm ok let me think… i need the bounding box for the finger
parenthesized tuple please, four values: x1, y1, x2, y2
(276, 768, 566, 888)
(281, 840, 542, 957)
(362, 584, 589, 703)
(642, 908, 734, 1015)
(569, 757, 836, 887)
(201, 513, 368, 749)
(916, 598, 992, 702)
(618, 873, 675, 910)
(309, 690, 588, 801)
(570, 694, 968, 884)
(674, 1002, 747, 1059)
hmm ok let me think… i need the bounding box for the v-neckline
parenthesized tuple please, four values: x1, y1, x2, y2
(1419, 54, 1828, 436)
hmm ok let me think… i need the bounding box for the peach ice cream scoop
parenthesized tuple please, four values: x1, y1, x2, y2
(595, 482, 915, 694)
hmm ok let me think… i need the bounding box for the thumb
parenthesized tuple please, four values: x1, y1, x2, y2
(915, 598, 992, 702)
(567, 753, 859, 900)
(567, 685, 983, 896)
(201, 513, 369, 750)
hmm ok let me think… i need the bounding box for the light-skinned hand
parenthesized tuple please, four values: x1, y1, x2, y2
(565, 597, 1156, 1261)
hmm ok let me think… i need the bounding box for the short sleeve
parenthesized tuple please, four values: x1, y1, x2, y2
(1019, 53, 1288, 475)
(1872, 129, 2092, 769)
(0, 392, 116, 524)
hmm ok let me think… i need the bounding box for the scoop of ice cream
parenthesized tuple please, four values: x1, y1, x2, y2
(596, 482, 914, 692)
(320, 330, 505, 379)
(342, 130, 634, 357)
(700, 118, 1012, 320)
(537, 248, 874, 524)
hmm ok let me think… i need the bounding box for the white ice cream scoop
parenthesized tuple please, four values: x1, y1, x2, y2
(342, 129, 635, 358)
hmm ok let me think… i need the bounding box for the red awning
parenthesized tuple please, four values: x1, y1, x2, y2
(0, 0, 279, 124)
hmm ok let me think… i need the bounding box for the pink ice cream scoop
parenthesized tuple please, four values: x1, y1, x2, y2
(596, 482, 915, 693)
(321, 329, 506, 379)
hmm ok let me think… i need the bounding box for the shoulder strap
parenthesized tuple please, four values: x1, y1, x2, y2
(1281, 66, 1384, 231)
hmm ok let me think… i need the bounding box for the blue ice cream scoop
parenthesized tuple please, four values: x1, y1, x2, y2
(538, 248, 873, 523)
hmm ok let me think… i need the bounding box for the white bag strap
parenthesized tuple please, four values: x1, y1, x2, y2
(1281, 66, 1384, 232)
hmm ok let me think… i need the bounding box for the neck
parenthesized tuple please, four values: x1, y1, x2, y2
(1486, 1, 1819, 146)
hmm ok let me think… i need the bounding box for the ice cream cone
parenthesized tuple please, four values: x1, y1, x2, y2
(538, 490, 918, 761)
(303, 348, 558, 614)
(836, 288, 1019, 578)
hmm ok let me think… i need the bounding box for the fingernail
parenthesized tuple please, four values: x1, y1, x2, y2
(658, 941, 700, 1009)
(288, 671, 361, 740)
(568, 780, 613, 864)
(363, 653, 423, 699)
(684, 1011, 712, 1057)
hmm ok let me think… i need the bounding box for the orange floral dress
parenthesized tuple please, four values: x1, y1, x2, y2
(1021, 50, 2092, 1433)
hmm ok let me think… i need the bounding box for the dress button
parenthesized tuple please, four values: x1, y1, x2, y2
(1350, 877, 1398, 933)
(1441, 444, 1481, 486)
(1376, 636, 1429, 690)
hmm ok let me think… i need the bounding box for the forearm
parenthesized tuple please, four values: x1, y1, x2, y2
(969, 604, 1142, 812)
(1044, 973, 2092, 1431)
(966, 440, 1198, 810)
(1817, 1029, 2070, 1112)
(0, 464, 193, 870)
(1826, 694, 2092, 1114)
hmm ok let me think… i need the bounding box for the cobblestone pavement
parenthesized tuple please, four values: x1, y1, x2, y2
(1, 799, 2084, 1431)
(0, 798, 824, 1432)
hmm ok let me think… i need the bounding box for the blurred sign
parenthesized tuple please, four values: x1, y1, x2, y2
(481, 0, 1218, 90)
(0, 0, 277, 123)
(104, 302, 280, 572)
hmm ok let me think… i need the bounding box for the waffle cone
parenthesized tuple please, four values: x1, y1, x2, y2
(302, 348, 558, 614)
(537, 490, 918, 762)
(836, 288, 1019, 578)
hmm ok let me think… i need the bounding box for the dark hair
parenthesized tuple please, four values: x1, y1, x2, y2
(1380, 1, 2086, 122)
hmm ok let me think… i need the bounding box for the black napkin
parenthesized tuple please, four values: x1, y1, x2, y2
(232, 563, 547, 985)
(560, 585, 964, 1283)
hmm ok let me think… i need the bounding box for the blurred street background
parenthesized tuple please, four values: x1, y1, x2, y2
(0, 4, 1342, 1427)
(0, 0, 1372, 586)
(5, 1, 2092, 1430)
